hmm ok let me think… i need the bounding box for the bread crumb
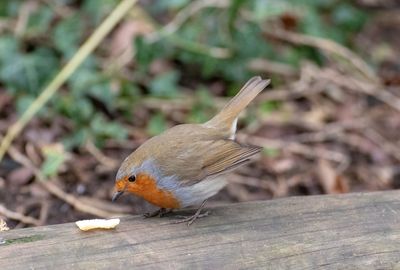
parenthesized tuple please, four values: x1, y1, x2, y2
(75, 218, 120, 231)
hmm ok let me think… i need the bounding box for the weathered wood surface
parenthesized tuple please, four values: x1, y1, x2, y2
(1, 191, 400, 269)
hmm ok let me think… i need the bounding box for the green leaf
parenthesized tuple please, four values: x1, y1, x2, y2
(41, 147, 66, 177)
(252, 0, 290, 21)
(0, 38, 58, 94)
(228, 0, 246, 36)
(0, 1, 21, 17)
(151, 0, 190, 13)
(83, 0, 119, 24)
(299, 7, 326, 38)
(117, 82, 141, 117)
(149, 71, 180, 98)
(63, 128, 90, 150)
(135, 37, 172, 70)
(54, 95, 94, 123)
(90, 115, 128, 145)
(16, 95, 36, 115)
(0, 36, 18, 62)
(26, 6, 54, 35)
(188, 87, 215, 123)
(260, 100, 281, 114)
(263, 147, 280, 157)
(53, 14, 83, 57)
(68, 66, 100, 95)
(332, 3, 367, 32)
(147, 113, 167, 136)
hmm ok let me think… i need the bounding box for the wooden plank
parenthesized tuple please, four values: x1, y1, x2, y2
(1, 191, 400, 269)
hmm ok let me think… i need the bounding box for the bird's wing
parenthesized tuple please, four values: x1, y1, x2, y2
(162, 139, 261, 186)
(149, 124, 261, 186)
(201, 139, 261, 178)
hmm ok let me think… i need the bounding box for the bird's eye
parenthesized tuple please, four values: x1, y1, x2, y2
(128, 175, 136, 182)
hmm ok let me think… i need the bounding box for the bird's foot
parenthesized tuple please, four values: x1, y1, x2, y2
(170, 200, 209, 226)
(143, 208, 171, 218)
(172, 210, 210, 226)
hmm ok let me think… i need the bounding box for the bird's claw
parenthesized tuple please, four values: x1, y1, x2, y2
(143, 208, 170, 218)
(171, 210, 210, 226)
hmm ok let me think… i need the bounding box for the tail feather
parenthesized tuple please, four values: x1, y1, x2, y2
(204, 76, 270, 132)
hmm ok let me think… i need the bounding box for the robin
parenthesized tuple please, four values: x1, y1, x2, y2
(112, 76, 270, 225)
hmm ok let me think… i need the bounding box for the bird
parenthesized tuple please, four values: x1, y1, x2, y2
(112, 76, 270, 225)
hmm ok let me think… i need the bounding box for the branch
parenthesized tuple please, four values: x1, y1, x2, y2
(261, 26, 379, 83)
(0, 204, 41, 226)
(237, 134, 350, 172)
(146, 0, 229, 43)
(4, 137, 125, 219)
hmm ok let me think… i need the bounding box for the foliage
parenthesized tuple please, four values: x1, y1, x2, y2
(0, 0, 368, 149)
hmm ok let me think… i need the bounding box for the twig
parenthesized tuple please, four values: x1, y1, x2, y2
(230, 174, 276, 193)
(141, 80, 322, 113)
(238, 133, 350, 172)
(165, 35, 231, 59)
(38, 201, 50, 225)
(247, 58, 298, 77)
(285, 119, 367, 143)
(320, 68, 400, 112)
(4, 138, 123, 219)
(254, 62, 327, 103)
(364, 128, 400, 162)
(0, 19, 14, 34)
(14, 1, 37, 37)
(39, 0, 74, 18)
(38, 178, 119, 218)
(0, 0, 138, 162)
(85, 140, 119, 169)
(138, 0, 231, 59)
(0, 204, 41, 226)
(300, 123, 400, 163)
(146, 0, 229, 43)
(260, 26, 379, 83)
(258, 84, 324, 103)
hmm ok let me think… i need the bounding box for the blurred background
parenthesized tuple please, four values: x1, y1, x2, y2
(0, 0, 399, 228)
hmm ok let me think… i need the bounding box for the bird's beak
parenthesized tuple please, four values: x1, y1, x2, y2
(112, 191, 124, 202)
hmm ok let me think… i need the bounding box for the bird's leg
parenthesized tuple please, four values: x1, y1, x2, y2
(172, 200, 209, 226)
(143, 208, 171, 218)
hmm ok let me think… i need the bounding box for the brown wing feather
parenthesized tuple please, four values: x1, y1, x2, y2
(171, 139, 261, 185)
(201, 140, 261, 178)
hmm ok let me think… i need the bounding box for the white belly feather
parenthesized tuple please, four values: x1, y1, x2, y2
(174, 177, 227, 207)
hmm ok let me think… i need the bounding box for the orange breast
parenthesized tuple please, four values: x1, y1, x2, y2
(126, 174, 181, 209)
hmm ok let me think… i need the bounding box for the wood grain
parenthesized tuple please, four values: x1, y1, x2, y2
(1, 191, 400, 269)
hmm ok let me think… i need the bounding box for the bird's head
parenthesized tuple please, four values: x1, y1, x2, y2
(112, 153, 150, 202)
(112, 155, 181, 209)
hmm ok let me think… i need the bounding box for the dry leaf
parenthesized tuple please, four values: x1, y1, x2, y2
(110, 20, 154, 60)
(317, 159, 349, 194)
(7, 167, 33, 186)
